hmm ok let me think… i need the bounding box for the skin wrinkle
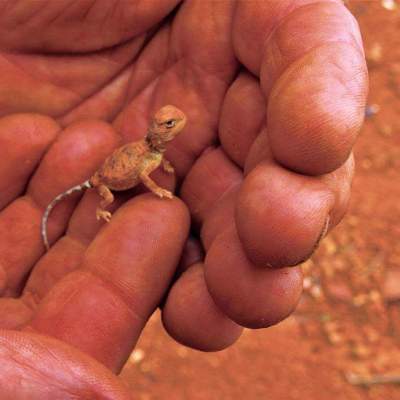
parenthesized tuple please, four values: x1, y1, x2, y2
(83, 269, 145, 324)
(24, 37, 148, 118)
(60, 66, 133, 125)
(2, 53, 82, 101)
(97, 0, 128, 47)
(328, 52, 367, 96)
(265, 1, 362, 54)
(0, 332, 128, 398)
(120, 26, 172, 112)
(263, 40, 364, 98)
(233, 0, 342, 74)
(0, 59, 78, 117)
(107, 0, 123, 23)
(4, 351, 74, 397)
(0, 0, 181, 53)
(5, 3, 44, 27)
(263, 21, 365, 98)
(5, 355, 67, 396)
(80, 0, 101, 22)
(22, 290, 41, 314)
(46, 1, 78, 26)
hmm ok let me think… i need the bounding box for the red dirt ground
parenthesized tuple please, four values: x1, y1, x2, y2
(120, 2, 400, 399)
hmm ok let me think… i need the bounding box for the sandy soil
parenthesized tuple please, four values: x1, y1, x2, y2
(120, 2, 400, 399)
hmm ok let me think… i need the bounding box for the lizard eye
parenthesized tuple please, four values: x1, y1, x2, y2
(164, 119, 176, 128)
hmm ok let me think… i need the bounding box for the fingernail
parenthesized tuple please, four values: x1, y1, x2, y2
(0, 262, 7, 296)
(315, 215, 330, 250)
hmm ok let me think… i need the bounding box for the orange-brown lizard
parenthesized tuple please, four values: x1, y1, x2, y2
(41, 105, 187, 250)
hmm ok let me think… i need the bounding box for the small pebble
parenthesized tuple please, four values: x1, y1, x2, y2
(310, 285, 322, 299)
(320, 313, 332, 323)
(369, 290, 382, 304)
(322, 237, 337, 255)
(327, 332, 343, 345)
(366, 43, 383, 65)
(352, 344, 371, 359)
(353, 293, 368, 307)
(177, 346, 189, 358)
(365, 104, 380, 118)
(323, 321, 339, 334)
(361, 159, 373, 170)
(381, 0, 397, 10)
(364, 327, 380, 343)
(303, 277, 313, 290)
(378, 124, 393, 137)
(129, 349, 145, 364)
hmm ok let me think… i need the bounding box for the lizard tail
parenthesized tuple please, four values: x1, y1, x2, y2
(41, 180, 92, 251)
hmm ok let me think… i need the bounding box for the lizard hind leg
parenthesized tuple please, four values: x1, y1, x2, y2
(96, 184, 115, 222)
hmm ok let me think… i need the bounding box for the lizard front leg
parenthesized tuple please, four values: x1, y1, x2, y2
(162, 158, 174, 174)
(96, 184, 114, 222)
(140, 164, 173, 199)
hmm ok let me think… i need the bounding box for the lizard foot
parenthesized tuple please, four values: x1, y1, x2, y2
(96, 210, 112, 223)
(154, 189, 174, 199)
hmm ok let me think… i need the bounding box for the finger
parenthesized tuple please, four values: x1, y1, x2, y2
(233, 0, 367, 175)
(0, 114, 59, 209)
(26, 195, 190, 373)
(204, 225, 303, 329)
(0, 330, 132, 400)
(219, 71, 265, 167)
(0, 120, 120, 296)
(235, 157, 354, 268)
(162, 263, 243, 351)
(180, 147, 242, 225)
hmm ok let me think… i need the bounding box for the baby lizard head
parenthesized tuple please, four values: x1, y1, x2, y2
(147, 105, 187, 149)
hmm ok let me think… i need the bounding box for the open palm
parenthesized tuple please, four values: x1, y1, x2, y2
(0, 1, 367, 398)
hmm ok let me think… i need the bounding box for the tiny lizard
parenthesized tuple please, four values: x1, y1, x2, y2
(41, 105, 187, 250)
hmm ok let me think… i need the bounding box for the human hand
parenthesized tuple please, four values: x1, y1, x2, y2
(0, 1, 367, 398)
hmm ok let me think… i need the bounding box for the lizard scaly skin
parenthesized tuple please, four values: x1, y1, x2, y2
(41, 105, 187, 250)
